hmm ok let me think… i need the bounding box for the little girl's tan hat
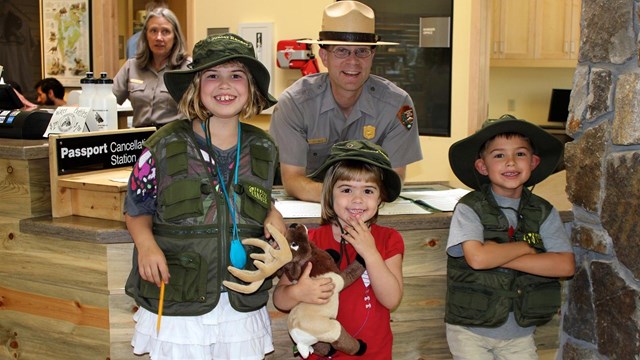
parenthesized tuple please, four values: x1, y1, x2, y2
(299, 1, 398, 46)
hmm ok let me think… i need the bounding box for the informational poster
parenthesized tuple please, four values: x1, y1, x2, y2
(40, 0, 92, 86)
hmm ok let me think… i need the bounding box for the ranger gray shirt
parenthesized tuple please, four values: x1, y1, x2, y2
(113, 57, 191, 127)
(269, 73, 422, 176)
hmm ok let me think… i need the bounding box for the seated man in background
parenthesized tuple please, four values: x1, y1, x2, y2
(269, 1, 422, 202)
(35, 77, 66, 106)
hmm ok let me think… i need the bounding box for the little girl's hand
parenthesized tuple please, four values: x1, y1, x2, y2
(295, 263, 334, 304)
(342, 216, 376, 257)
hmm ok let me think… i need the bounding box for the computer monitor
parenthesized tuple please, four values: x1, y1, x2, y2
(0, 83, 24, 110)
(547, 88, 571, 123)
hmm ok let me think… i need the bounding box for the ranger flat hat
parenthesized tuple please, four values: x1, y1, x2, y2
(309, 140, 402, 201)
(299, 1, 398, 46)
(164, 33, 277, 109)
(449, 115, 564, 190)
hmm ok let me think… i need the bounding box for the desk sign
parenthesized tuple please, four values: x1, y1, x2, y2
(43, 107, 92, 136)
(54, 129, 155, 175)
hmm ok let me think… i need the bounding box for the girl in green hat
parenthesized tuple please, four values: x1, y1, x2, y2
(273, 140, 404, 359)
(123, 33, 283, 359)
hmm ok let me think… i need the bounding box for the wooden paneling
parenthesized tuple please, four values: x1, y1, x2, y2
(0, 218, 143, 359)
(92, 0, 120, 80)
(402, 229, 448, 277)
(0, 157, 51, 218)
(0, 312, 110, 359)
(1, 209, 565, 359)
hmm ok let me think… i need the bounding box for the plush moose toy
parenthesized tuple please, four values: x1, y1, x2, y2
(224, 223, 367, 358)
(279, 223, 368, 358)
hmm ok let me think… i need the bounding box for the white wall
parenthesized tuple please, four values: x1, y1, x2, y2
(191, 0, 332, 96)
(488, 67, 575, 126)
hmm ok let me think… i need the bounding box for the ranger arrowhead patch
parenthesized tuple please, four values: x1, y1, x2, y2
(397, 105, 415, 130)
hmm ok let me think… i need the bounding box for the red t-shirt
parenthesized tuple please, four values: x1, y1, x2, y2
(305, 223, 404, 360)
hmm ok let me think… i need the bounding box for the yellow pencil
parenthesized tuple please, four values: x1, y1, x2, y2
(157, 281, 165, 334)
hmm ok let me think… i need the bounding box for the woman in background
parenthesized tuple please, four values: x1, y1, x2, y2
(113, 7, 191, 128)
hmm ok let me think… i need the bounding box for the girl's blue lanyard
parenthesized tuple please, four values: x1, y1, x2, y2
(201, 119, 246, 269)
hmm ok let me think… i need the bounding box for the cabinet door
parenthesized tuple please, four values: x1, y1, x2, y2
(491, 0, 536, 59)
(568, 0, 581, 59)
(535, 0, 581, 60)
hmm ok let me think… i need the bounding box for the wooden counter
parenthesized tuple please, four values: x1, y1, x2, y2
(0, 215, 134, 359)
(267, 211, 571, 359)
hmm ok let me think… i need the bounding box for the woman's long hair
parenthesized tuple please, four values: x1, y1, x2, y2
(136, 8, 188, 70)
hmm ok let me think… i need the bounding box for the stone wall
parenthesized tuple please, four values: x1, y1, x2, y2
(561, 0, 640, 358)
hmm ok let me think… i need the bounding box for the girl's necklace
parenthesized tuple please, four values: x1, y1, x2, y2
(201, 119, 246, 269)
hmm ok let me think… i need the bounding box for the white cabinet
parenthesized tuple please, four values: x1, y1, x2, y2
(491, 0, 581, 67)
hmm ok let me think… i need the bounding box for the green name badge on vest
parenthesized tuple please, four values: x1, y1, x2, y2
(239, 181, 270, 222)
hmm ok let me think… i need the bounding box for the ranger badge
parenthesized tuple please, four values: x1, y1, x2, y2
(363, 125, 376, 139)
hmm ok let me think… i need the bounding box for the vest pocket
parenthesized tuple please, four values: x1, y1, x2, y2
(237, 180, 271, 223)
(228, 277, 271, 312)
(161, 179, 204, 221)
(445, 283, 511, 327)
(513, 275, 561, 327)
(139, 251, 208, 303)
(250, 143, 273, 180)
(166, 140, 188, 176)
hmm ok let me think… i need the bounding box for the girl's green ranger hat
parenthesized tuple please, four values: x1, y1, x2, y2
(164, 32, 277, 109)
(309, 140, 402, 201)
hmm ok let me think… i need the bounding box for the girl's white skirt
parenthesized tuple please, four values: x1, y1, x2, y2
(131, 293, 273, 360)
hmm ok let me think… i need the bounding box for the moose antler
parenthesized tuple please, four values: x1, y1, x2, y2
(222, 223, 292, 294)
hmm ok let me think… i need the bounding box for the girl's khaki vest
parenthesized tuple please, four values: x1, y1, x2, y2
(125, 120, 279, 316)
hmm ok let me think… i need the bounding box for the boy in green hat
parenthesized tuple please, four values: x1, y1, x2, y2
(445, 115, 575, 359)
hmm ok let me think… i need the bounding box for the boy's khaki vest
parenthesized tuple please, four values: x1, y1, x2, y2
(445, 185, 561, 328)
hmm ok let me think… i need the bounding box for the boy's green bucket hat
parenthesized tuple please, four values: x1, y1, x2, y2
(164, 33, 277, 109)
(449, 115, 564, 190)
(309, 140, 402, 201)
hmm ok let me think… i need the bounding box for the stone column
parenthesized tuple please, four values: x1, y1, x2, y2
(561, 0, 640, 358)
